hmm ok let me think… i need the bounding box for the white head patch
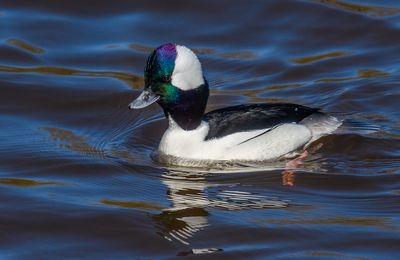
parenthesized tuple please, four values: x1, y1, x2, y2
(172, 45, 205, 91)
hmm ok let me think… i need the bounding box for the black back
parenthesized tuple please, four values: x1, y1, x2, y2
(203, 103, 320, 140)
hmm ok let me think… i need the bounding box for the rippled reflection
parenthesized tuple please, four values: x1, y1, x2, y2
(7, 38, 45, 54)
(292, 51, 352, 64)
(154, 169, 288, 245)
(101, 199, 163, 211)
(316, 68, 390, 83)
(314, 0, 400, 17)
(0, 177, 63, 187)
(0, 65, 143, 89)
(41, 127, 105, 158)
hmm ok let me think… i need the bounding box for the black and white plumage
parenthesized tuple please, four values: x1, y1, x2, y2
(203, 103, 320, 140)
(128, 43, 341, 163)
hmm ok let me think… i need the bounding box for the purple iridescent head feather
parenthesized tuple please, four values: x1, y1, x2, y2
(157, 43, 176, 59)
(144, 43, 177, 79)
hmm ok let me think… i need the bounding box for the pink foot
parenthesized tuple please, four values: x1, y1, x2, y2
(282, 150, 308, 186)
(286, 150, 308, 169)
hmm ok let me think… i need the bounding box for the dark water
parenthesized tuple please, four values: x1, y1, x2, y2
(1, 0, 400, 258)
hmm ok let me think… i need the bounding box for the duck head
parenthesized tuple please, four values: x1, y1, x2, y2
(129, 43, 209, 130)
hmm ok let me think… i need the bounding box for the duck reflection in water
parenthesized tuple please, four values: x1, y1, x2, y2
(152, 169, 288, 246)
(153, 171, 211, 245)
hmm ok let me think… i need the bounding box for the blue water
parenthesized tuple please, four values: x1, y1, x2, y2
(1, 0, 400, 258)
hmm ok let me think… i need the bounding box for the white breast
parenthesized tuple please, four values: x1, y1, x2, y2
(158, 118, 313, 161)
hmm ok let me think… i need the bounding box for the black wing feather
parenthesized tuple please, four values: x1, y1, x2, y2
(203, 103, 320, 140)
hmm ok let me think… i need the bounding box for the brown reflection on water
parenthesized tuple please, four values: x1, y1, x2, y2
(0, 65, 143, 89)
(265, 83, 304, 91)
(316, 68, 390, 83)
(292, 51, 352, 65)
(192, 48, 216, 55)
(7, 38, 45, 54)
(211, 87, 291, 103)
(218, 50, 257, 60)
(304, 251, 369, 260)
(260, 217, 396, 230)
(314, 0, 400, 17)
(100, 199, 163, 211)
(128, 43, 154, 53)
(0, 178, 63, 187)
(41, 127, 104, 157)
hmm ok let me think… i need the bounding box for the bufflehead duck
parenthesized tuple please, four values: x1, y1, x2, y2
(129, 43, 341, 162)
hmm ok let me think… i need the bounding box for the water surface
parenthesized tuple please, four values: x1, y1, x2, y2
(1, 0, 400, 258)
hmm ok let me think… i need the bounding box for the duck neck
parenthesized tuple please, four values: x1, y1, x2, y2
(160, 82, 209, 131)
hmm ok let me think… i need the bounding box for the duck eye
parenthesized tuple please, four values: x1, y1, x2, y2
(161, 75, 171, 83)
